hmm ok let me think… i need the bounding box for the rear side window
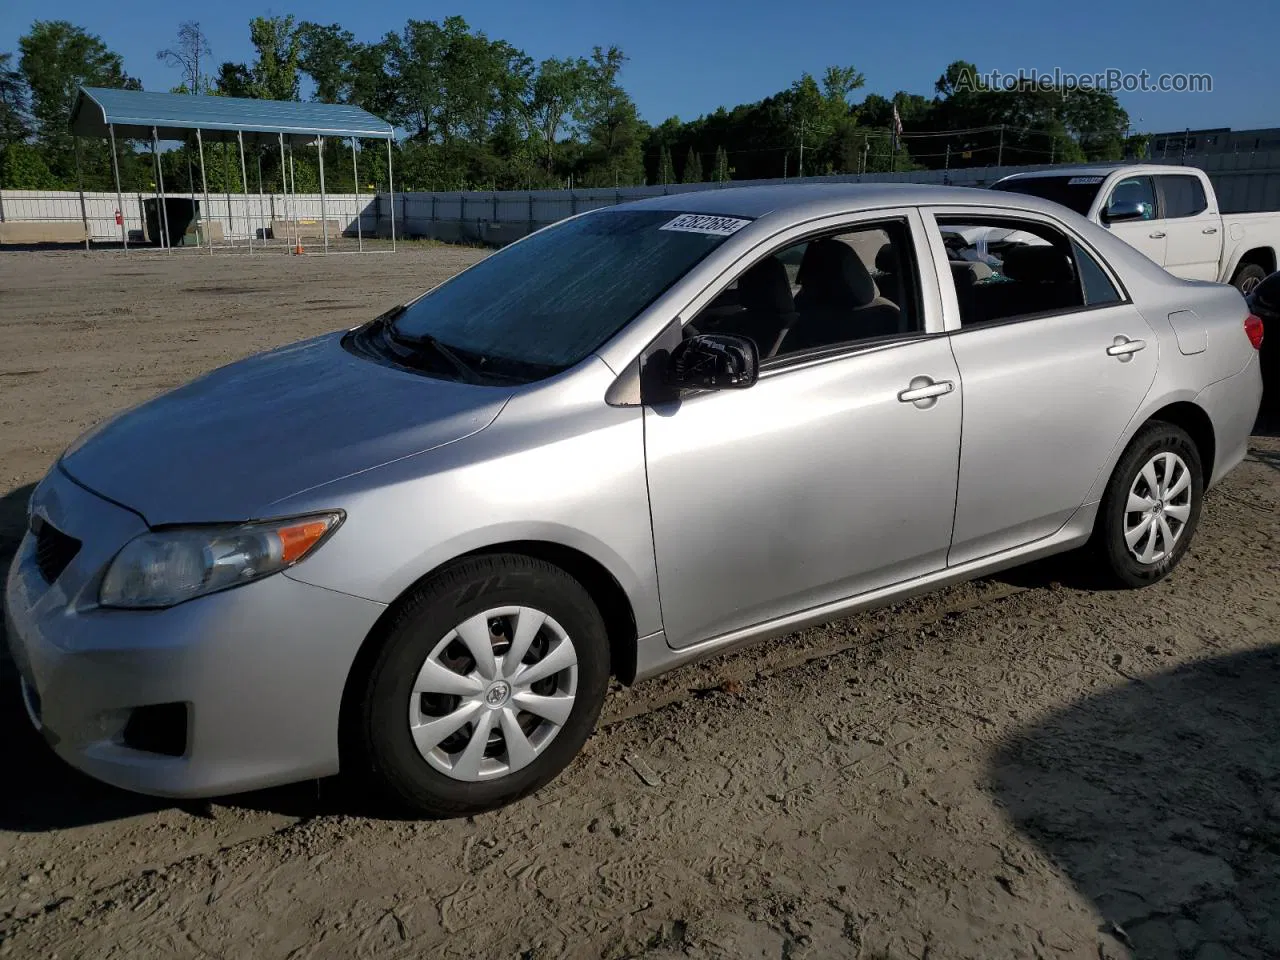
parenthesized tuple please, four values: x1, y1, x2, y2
(1159, 175, 1209, 218)
(935, 218, 1090, 325)
(1071, 241, 1122, 306)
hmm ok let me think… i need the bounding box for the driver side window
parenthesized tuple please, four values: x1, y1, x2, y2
(687, 218, 923, 361)
(1106, 176, 1158, 221)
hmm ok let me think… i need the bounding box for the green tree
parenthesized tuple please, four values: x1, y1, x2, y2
(18, 21, 137, 182)
(298, 22, 355, 103)
(0, 141, 58, 188)
(682, 145, 702, 183)
(0, 52, 29, 146)
(214, 62, 254, 98)
(575, 45, 645, 186)
(156, 21, 212, 95)
(527, 56, 588, 175)
(247, 15, 302, 101)
(714, 144, 729, 182)
(657, 143, 674, 185)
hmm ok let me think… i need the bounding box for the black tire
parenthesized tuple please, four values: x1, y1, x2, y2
(355, 554, 610, 817)
(1094, 421, 1204, 588)
(1232, 262, 1267, 296)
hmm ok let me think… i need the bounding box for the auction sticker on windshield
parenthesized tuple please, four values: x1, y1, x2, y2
(659, 213, 752, 236)
(1068, 176, 1105, 185)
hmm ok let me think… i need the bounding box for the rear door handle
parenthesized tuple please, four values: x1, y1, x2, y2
(1107, 336, 1147, 359)
(898, 377, 955, 404)
(1202, 227, 1218, 234)
(1148, 231, 1166, 239)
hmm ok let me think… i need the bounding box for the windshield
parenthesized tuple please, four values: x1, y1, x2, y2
(990, 176, 1104, 216)
(390, 209, 747, 377)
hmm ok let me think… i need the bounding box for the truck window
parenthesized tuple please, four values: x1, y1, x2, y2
(1158, 175, 1209, 218)
(1105, 177, 1158, 221)
(989, 176, 1100, 216)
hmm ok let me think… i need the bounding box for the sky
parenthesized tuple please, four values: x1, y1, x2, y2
(3, 0, 1276, 135)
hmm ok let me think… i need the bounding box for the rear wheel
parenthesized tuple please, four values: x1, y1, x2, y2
(356, 554, 610, 817)
(1232, 262, 1267, 296)
(1094, 422, 1204, 588)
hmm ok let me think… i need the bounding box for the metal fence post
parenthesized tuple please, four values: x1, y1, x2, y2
(238, 130, 253, 253)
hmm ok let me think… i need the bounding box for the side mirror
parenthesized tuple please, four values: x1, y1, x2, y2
(1102, 200, 1148, 224)
(667, 333, 759, 390)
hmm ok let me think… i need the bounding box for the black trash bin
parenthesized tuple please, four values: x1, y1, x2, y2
(143, 197, 201, 247)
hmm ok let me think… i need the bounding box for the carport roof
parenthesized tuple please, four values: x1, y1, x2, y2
(69, 87, 395, 143)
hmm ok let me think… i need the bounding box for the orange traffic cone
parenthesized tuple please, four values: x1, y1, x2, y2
(293, 240, 304, 255)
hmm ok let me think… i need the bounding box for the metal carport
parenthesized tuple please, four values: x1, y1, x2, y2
(69, 87, 397, 253)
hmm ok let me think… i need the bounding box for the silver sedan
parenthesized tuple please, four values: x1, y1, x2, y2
(5, 184, 1265, 816)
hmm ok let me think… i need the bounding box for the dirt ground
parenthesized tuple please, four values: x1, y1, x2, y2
(1, 246, 1278, 960)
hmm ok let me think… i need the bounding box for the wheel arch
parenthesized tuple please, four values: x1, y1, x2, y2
(1144, 400, 1217, 486)
(337, 539, 642, 771)
(1227, 246, 1277, 286)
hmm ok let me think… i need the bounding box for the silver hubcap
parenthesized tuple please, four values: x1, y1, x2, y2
(408, 606, 578, 782)
(1124, 451, 1193, 564)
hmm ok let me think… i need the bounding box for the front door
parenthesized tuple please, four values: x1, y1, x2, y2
(642, 214, 963, 648)
(1103, 174, 1168, 267)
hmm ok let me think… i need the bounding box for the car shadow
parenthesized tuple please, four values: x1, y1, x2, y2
(992, 646, 1280, 959)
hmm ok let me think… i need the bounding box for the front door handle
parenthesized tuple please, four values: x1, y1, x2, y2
(1148, 231, 1166, 239)
(1202, 227, 1219, 234)
(898, 377, 955, 405)
(1107, 336, 1147, 360)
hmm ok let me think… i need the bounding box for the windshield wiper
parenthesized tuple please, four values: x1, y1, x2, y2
(380, 312, 483, 384)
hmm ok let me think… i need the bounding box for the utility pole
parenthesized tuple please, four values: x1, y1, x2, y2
(997, 124, 1005, 167)
(798, 118, 805, 179)
(783, 152, 788, 180)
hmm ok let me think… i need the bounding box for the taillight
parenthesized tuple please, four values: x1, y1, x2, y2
(1245, 313, 1264, 350)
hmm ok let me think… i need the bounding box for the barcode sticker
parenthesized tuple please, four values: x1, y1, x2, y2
(659, 213, 751, 236)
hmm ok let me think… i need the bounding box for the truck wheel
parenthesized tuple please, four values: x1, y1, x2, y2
(1232, 263, 1267, 296)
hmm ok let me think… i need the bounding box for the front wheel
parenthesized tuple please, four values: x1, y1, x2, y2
(355, 554, 610, 817)
(1094, 422, 1204, 588)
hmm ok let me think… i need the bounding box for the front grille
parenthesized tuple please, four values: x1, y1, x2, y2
(31, 516, 81, 584)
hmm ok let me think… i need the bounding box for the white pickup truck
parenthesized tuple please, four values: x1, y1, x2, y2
(990, 163, 1280, 295)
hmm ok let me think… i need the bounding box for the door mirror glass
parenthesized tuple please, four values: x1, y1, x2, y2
(667, 333, 759, 390)
(1102, 200, 1148, 224)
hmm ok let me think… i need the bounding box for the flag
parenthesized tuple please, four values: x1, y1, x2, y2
(892, 103, 904, 138)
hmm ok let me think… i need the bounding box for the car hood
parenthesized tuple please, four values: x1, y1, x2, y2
(60, 330, 511, 525)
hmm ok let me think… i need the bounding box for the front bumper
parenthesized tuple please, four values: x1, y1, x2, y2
(4, 466, 386, 799)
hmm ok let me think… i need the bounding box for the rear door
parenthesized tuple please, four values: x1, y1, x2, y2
(921, 207, 1158, 566)
(1101, 174, 1167, 267)
(1157, 173, 1222, 281)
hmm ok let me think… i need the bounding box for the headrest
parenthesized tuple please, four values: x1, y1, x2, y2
(796, 238, 878, 307)
(950, 260, 994, 285)
(875, 242, 898, 273)
(736, 256, 795, 314)
(1001, 245, 1074, 284)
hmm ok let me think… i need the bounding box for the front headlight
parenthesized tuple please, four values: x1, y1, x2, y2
(99, 512, 343, 609)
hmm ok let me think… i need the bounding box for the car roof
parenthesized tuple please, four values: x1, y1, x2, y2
(612, 181, 1079, 223)
(995, 163, 1201, 181)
